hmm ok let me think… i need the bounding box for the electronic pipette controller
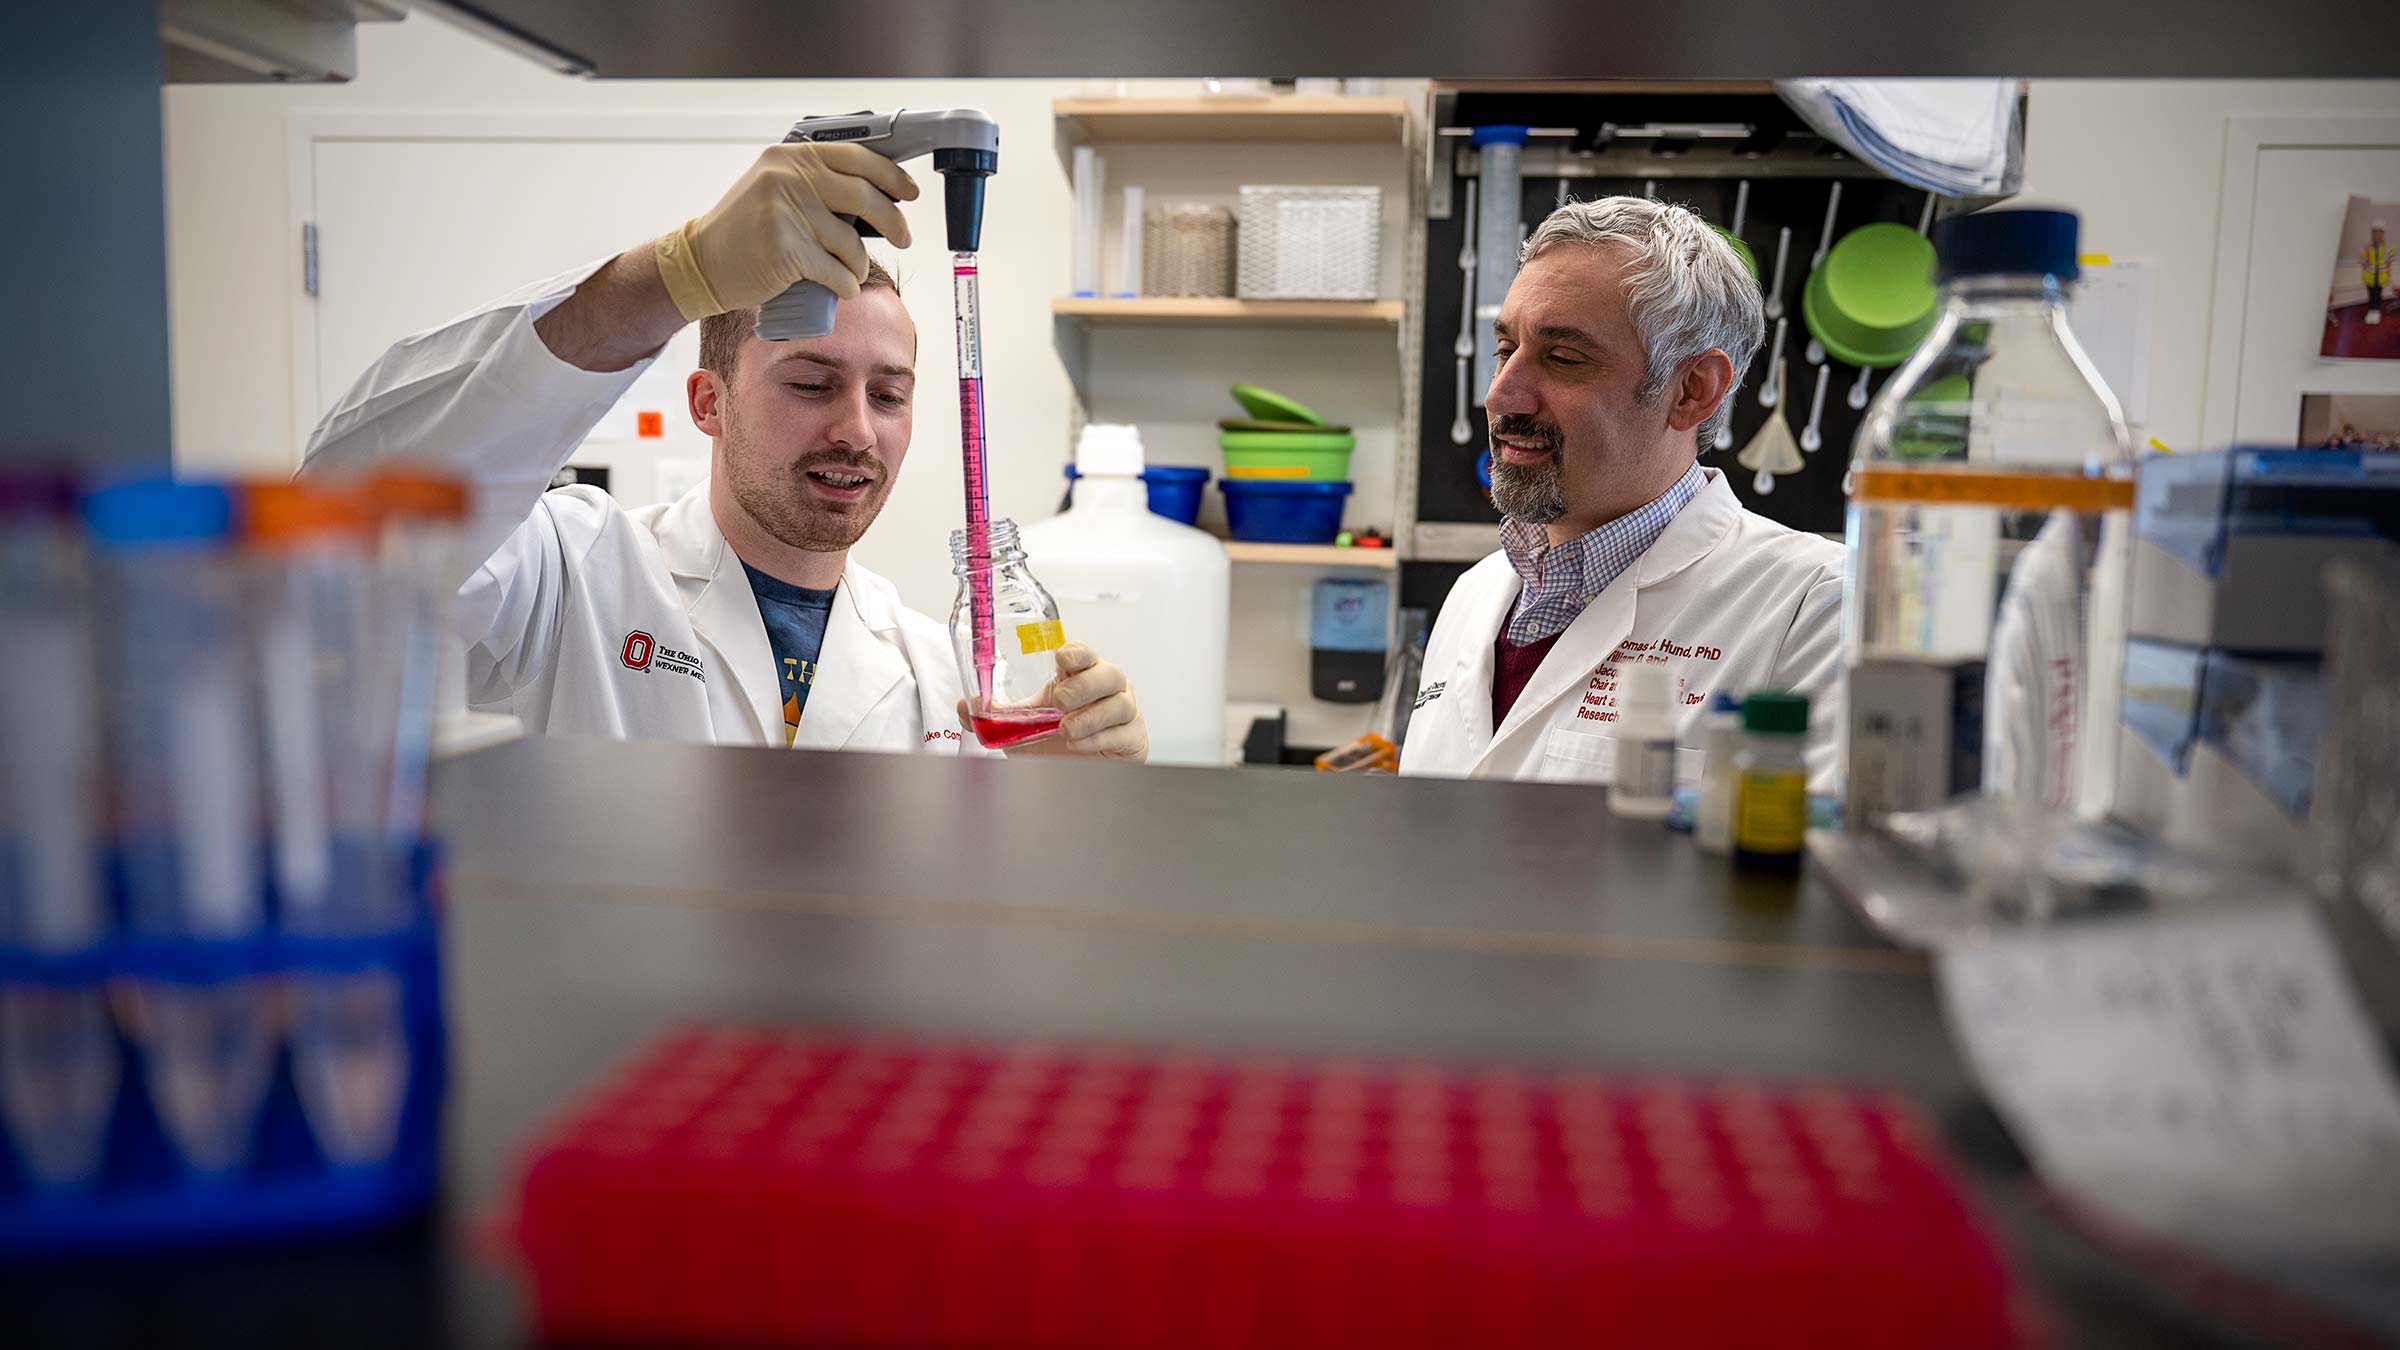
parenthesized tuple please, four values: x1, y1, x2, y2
(754, 107, 999, 341)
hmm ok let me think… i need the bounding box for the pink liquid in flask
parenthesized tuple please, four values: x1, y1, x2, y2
(971, 706, 1063, 750)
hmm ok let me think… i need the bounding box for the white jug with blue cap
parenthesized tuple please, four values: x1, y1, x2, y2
(1023, 425, 1230, 766)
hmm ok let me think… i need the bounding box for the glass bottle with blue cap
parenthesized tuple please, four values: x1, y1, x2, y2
(1843, 207, 2133, 833)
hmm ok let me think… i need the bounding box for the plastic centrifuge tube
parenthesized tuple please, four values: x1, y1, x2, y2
(83, 479, 277, 1177)
(0, 472, 118, 1189)
(244, 480, 412, 1167)
(953, 252, 997, 706)
(367, 469, 468, 847)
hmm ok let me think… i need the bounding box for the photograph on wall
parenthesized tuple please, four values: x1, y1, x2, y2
(2321, 195, 2399, 360)
(2297, 393, 2400, 451)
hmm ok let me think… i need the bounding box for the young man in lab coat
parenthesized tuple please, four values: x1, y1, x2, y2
(1401, 197, 1844, 788)
(304, 143, 1146, 760)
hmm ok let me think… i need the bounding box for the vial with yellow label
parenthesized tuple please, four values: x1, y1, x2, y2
(1732, 690, 1811, 874)
(950, 518, 1070, 749)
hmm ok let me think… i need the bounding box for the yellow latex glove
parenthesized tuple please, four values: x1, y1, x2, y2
(957, 643, 1149, 762)
(653, 142, 921, 322)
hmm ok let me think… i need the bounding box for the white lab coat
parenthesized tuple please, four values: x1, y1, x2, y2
(1400, 471, 1847, 789)
(302, 259, 980, 755)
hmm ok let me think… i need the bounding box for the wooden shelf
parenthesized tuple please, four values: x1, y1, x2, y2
(1053, 296, 1402, 327)
(1222, 542, 1399, 568)
(1053, 96, 1411, 144)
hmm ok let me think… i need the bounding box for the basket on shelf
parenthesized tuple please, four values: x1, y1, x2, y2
(1236, 185, 1381, 301)
(1142, 204, 1236, 298)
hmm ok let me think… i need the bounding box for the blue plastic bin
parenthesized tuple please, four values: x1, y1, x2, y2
(1221, 479, 1352, 543)
(0, 841, 447, 1257)
(1060, 465, 1214, 527)
(1140, 466, 1210, 526)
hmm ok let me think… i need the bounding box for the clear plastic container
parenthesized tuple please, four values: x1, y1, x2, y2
(83, 479, 275, 1176)
(1844, 208, 2133, 830)
(0, 471, 117, 1189)
(950, 519, 1070, 750)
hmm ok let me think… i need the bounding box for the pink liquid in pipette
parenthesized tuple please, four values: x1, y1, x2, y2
(954, 254, 996, 705)
(971, 707, 1063, 750)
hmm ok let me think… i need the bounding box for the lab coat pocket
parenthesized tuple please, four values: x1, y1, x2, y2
(1536, 727, 1616, 783)
(1537, 728, 1703, 787)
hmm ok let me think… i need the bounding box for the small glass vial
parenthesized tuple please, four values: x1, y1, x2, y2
(950, 518, 1070, 750)
(1733, 690, 1811, 874)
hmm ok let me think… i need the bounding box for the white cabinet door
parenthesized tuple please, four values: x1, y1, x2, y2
(2208, 120, 2400, 447)
(306, 129, 762, 507)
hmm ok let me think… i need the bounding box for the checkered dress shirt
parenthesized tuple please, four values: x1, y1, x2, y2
(1499, 462, 1707, 645)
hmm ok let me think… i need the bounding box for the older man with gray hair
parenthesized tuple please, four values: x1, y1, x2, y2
(1401, 196, 1845, 788)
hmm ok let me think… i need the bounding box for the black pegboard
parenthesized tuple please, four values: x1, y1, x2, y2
(1419, 91, 1947, 540)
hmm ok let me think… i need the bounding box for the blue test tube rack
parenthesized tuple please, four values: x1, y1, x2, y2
(0, 841, 447, 1256)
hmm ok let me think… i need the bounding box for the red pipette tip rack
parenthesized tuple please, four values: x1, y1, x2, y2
(508, 1027, 2024, 1348)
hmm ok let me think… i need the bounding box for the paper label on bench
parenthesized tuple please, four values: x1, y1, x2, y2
(1939, 905, 2400, 1256)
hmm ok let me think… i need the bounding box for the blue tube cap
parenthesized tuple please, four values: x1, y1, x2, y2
(81, 479, 233, 548)
(1933, 208, 2081, 283)
(1469, 124, 1532, 148)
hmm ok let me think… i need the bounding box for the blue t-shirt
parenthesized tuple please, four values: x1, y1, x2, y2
(743, 563, 838, 745)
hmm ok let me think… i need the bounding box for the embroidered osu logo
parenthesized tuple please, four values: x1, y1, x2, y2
(620, 631, 655, 671)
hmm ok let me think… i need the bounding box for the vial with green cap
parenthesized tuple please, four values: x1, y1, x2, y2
(1732, 689, 1810, 874)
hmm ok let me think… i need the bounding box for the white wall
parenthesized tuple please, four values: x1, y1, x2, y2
(2019, 79, 2400, 453)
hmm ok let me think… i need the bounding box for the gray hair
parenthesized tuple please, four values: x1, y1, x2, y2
(1519, 196, 1764, 449)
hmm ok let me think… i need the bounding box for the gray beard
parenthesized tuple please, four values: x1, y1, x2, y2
(1490, 452, 1566, 524)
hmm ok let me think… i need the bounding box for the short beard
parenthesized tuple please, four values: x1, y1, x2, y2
(720, 403, 891, 552)
(1487, 413, 1566, 524)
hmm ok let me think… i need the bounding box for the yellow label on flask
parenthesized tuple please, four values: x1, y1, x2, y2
(1734, 770, 1808, 853)
(1225, 465, 1311, 479)
(1016, 619, 1066, 655)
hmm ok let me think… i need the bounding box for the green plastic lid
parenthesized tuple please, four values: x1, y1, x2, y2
(1713, 226, 1758, 280)
(1219, 418, 1353, 434)
(1230, 384, 1326, 426)
(1802, 223, 1940, 369)
(1822, 224, 1937, 325)
(1218, 428, 1356, 453)
(1741, 689, 1810, 735)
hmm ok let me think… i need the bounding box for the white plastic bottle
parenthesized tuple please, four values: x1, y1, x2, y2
(1021, 425, 1230, 766)
(1609, 661, 1678, 821)
(1693, 692, 1744, 854)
